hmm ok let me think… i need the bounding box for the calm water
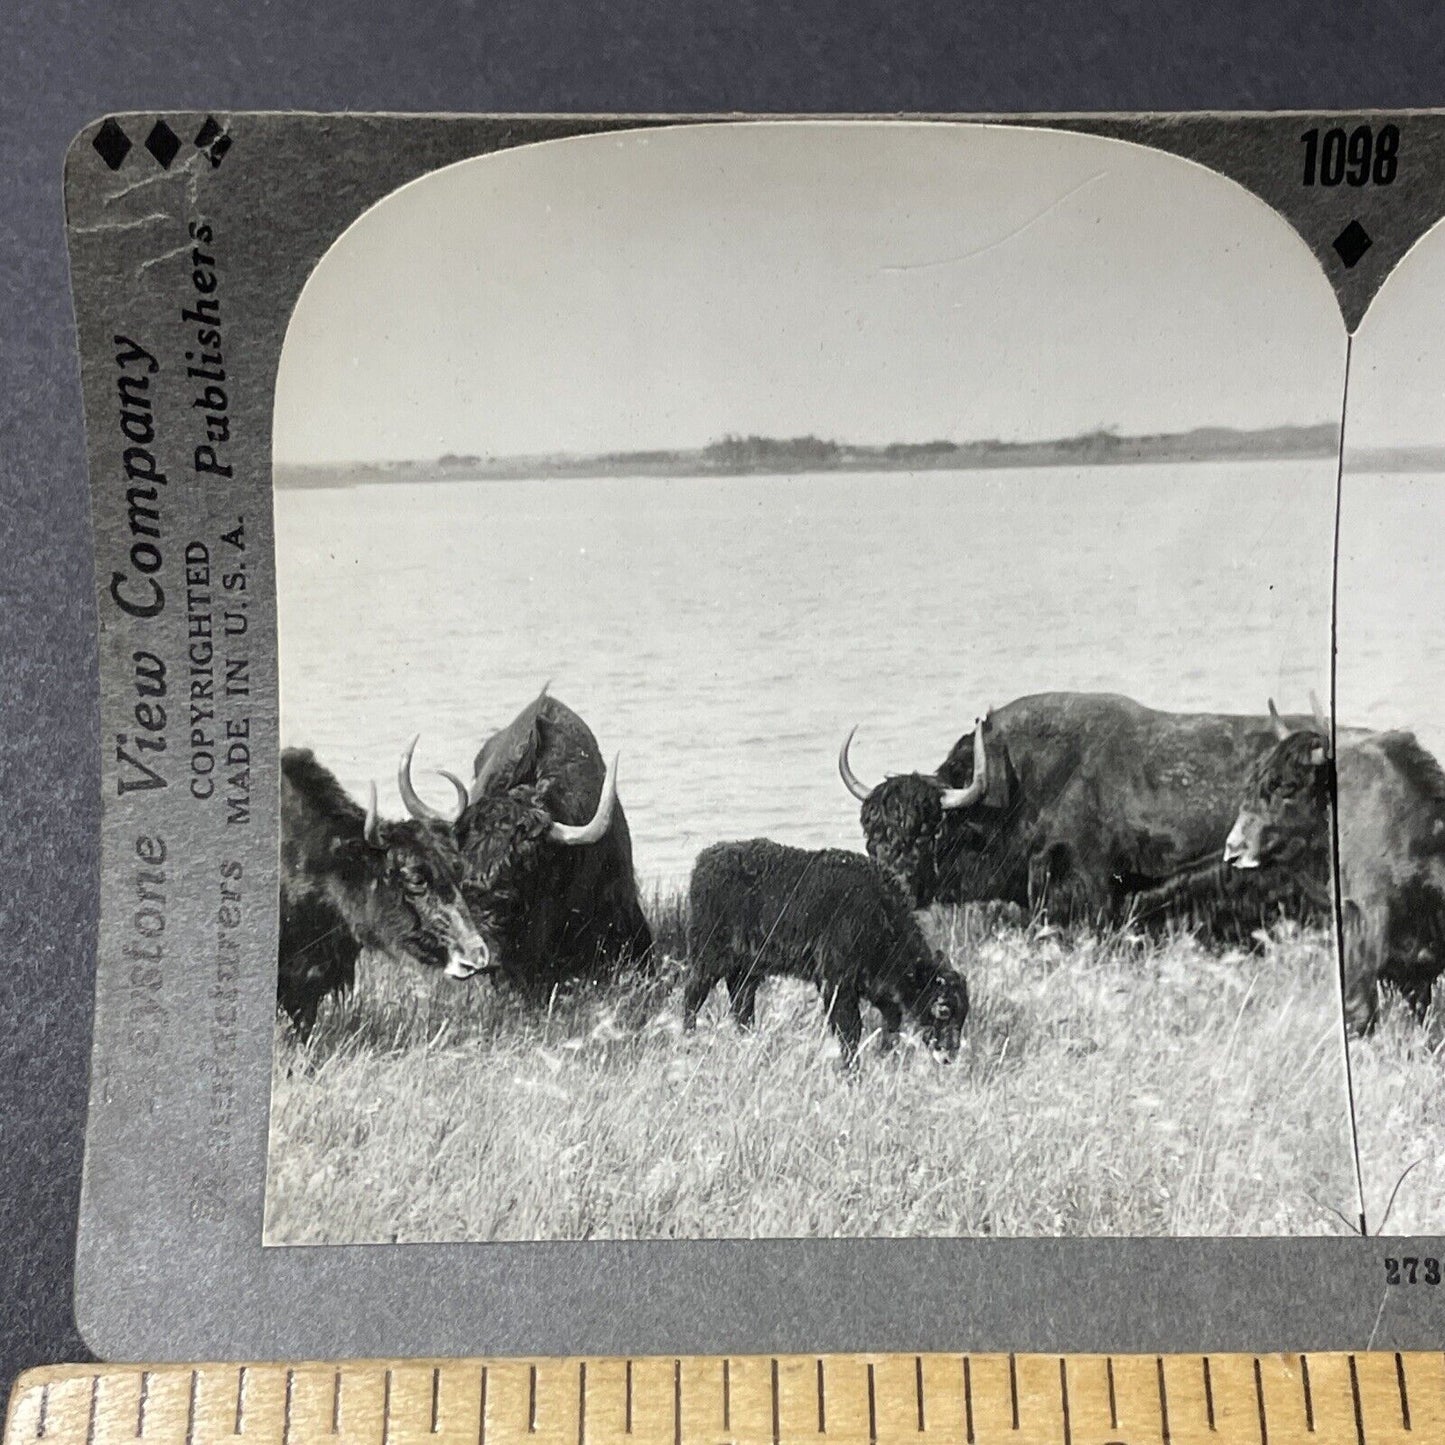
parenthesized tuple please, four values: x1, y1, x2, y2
(277, 462, 1341, 888)
(1339, 471, 1445, 763)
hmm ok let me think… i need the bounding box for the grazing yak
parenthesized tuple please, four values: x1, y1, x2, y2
(840, 692, 1329, 936)
(1224, 707, 1445, 1034)
(278, 748, 490, 1037)
(683, 839, 969, 1066)
(400, 688, 653, 999)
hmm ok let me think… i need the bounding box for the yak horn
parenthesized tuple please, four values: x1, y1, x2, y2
(1309, 689, 1329, 734)
(838, 726, 874, 802)
(550, 753, 619, 846)
(939, 715, 989, 810)
(1267, 699, 1291, 741)
(363, 782, 385, 848)
(398, 735, 453, 824)
(437, 770, 470, 816)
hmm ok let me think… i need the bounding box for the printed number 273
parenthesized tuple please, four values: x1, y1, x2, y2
(1385, 1257, 1441, 1285)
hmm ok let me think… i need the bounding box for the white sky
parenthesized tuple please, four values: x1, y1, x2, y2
(275, 121, 1346, 465)
(1349, 215, 1445, 449)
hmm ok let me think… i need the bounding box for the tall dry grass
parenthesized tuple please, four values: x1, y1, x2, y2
(265, 896, 1365, 1243)
(1347, 993, 1445, 1237)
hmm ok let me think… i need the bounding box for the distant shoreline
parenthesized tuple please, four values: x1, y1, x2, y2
(275, 425, 1445, 488)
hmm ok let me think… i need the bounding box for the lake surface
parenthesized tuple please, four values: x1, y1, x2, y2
(277, 461, 1342, 888)
(1339, 471, 1445, 762)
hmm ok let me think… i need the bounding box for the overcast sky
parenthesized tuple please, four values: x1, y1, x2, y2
(275, 122, 1346, 464)
(1349, 215, 1445, 449)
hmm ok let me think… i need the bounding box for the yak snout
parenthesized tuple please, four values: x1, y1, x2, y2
(1223, 814, 1261, 870)
(441, 905, 494, 981)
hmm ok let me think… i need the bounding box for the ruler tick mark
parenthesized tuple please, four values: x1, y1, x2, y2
(188, 1372, 200, 1445)
(478, 1366, 488, 1445)
(137, 1373, 151, 1438)
(1253, 1359, 1267, 1445)
(528, 1366, 537, 1434)
(1157, 1358, 1171, 1445)
(1106, 1358, 1118, 1432)
(1202, 1358, 1215, 1433)
(86, 1377, 99, 1445)
(1059, 1359, 1072, 1445)
(722, 1361, 730, 1433)
(916, 1356, 926, 1433)
(1395, 1352, 1412, 1430)
(674, 1361, 682, 1445)
(1301, 1355, 1314, 1433)
(867, 1363, 877, 1445)
(1348, 1357, 1365, 1445)
(36, 1384, 48, 1440)
(332, 1372, 342, 1435)
(383, 1370, 394, 1445)
(283, 1371, 295, 1445)
(816, 1360, 826, 1434)
(578, 1364, 586, 1445)
(431, 1368, 442, 1435)
(625, 1361, 633, 1435)
(1009, 1354, 1020, 1431)
(771, 1360, 780, 1445)
(962, 1357, 974, 1445)
(237, 1367, 249, 1435)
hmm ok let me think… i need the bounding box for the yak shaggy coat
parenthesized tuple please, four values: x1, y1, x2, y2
(683, 839, 969, 1065)
(278, 748, 483, 1037)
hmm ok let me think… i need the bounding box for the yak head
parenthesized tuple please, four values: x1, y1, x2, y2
(915, 957, 970, 1060)
(353, 779, 494, 978)
(397, 734, 619, 978)
(1224, 700, 1331, 872)
(840, 714, 992, 906)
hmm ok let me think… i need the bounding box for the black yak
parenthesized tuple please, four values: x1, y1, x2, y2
(682, 839, 969, 1065)
(840, 693, 1334, 938)
(399, 688, 652, 999)
(278, 747, 491, 1037)
(1224, 706, 1445, 1034)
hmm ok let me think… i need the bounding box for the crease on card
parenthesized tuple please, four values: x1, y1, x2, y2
(76, 142, 212, 277)
(1366, 1286, 1391, 1349)
(70, 212, 171, 238)
(138, 239, 205, 276)
(880, 172, 1108, 273)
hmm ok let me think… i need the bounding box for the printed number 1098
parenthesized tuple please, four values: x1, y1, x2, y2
(1302, 124, 1399, 186)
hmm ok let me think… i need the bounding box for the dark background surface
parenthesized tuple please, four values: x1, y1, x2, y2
(2, 0, 1441, 1393)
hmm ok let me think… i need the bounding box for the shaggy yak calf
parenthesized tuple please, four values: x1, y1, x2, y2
(683, 840, 969, 1065)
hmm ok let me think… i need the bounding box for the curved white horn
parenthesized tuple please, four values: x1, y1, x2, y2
(1309, 689, 1329, 734)
(437, 770, 470, 819)
(549, 753, 619, 846)
(398, 735, 448, 824)
(363, 782, 385, 848)
(1267, 699, 1291, 741)
(939, 715, 989, 810)
(838, 726, 873, 802)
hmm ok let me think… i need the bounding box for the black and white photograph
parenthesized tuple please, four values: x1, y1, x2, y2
(1318, 217, 1445, 1235)
(263, 121, 1361, 1243)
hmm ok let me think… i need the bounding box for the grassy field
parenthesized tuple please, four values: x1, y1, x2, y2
(264, 895, 1382, 1243)
(1349, 992, 1445, 1236)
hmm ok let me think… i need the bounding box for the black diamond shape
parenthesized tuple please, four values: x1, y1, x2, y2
(145, 120, 181, 169)
(92, 119, 132, 171)
(207, 133, 233, 167)
(194, 116, 222, 149)
(1333, 220, 1373, 270)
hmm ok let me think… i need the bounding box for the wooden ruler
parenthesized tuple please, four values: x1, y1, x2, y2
(6, 1355, 1442, 1445)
